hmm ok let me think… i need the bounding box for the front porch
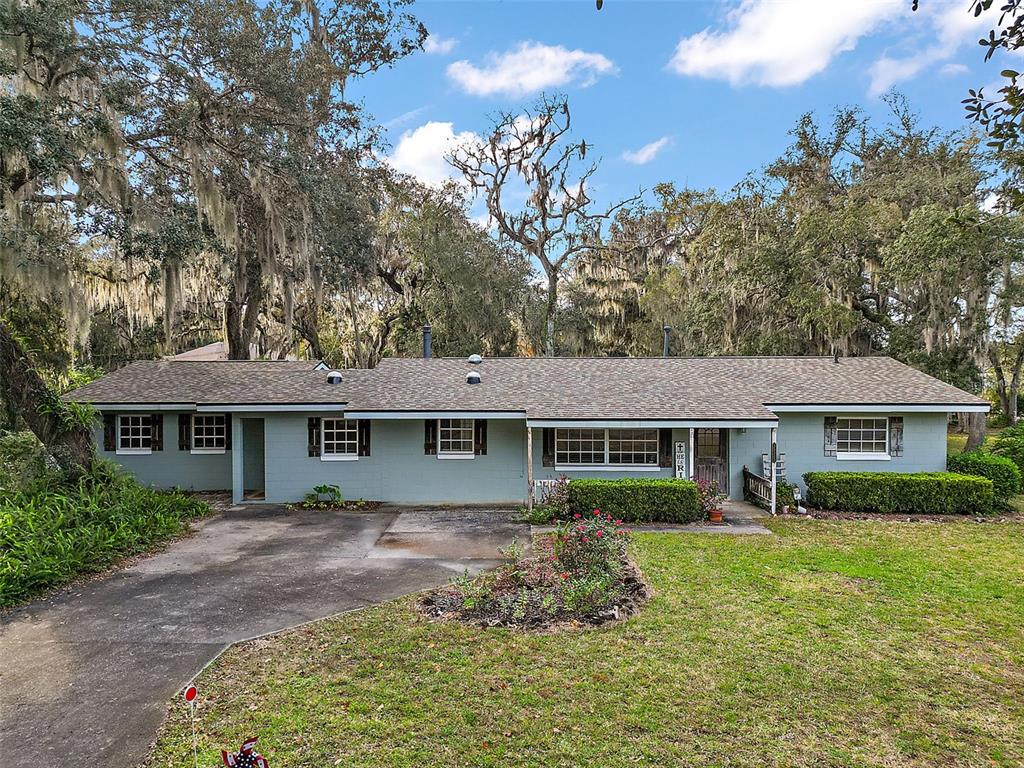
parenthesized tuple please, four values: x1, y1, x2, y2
(525, 421, 783, 513)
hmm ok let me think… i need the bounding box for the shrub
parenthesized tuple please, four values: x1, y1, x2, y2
(947, 451, 1021, 505)
(988, 425, 1024, 474)
(0, 462, 209, 606)
(555, 509, 630, 577)
(567, 478, 700, 524)
(0, 431, 62, 493)
(803, 471, 994, 515)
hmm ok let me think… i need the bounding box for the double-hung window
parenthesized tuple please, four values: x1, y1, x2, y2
(191, 414, 227, 453)
(555, 428, 659, 469)
(836, 417, 889, 459)
(438, 418, 475, 458)
(322, 418, 359, 460)
(117, 414, 152, 454)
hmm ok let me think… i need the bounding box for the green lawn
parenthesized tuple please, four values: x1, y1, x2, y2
(151, 520, 1024, 767)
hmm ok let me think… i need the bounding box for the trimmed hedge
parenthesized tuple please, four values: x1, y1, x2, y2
(567, 478, 701, 524)
(803, 471, 994, 515)
(947, 451, 1021, 505)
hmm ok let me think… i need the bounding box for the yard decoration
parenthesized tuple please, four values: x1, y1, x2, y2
(222, 737, 269, 768)
(183, 684, 199, 768)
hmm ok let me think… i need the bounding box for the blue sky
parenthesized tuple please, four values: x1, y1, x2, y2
(349, 0, 1009, 214)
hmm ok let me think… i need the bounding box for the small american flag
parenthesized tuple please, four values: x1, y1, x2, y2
(222, 737, 268, 768)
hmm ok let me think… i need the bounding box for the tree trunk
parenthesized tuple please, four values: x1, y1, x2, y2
(991, 350, 1011, 423)
(348, 284, 365, 368)
(1007, 344, 1024, 425)
(0, 320, 93, 474)
(544, 270, 558, 357)
(225, 258, 264, 360)
(965, 411, 987, 451)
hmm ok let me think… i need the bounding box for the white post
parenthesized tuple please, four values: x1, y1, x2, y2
(688, 427, 695, 480)
(231, 415, 244, 504)
(526, 425, 534, 511)
(769, 426, 778, 515)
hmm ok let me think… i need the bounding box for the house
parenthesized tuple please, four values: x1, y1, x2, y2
(63, 337, 989, 508)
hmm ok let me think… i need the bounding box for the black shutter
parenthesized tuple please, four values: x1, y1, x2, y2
(103, 414, 116, 451)
(889, 416, 904, 457)
(223, 415, 232, 450)
(358, 419, 371, 456)
(542, 427, 555, 467)
(658, 428, 672, 468)
(178, 414, 191, 451)
(474, 419, 488, 455)
(308, 417, 321, 457)
(424, 419, 437, 454)
(151, 414, 163, 451)
(824, 416, 838, 457)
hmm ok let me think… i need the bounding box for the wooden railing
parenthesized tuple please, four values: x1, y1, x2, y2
(743, 466, 772, 510)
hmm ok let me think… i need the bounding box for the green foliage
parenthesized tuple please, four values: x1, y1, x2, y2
(0, 431, 58, 493)
(0, 462, 208, 606)
(433, 511, 639, 628)
(567, 478, 701, 524)
(803, 471, 994, 515)
(987, 424, 1024, 474)
(947, 451, 1021, 505)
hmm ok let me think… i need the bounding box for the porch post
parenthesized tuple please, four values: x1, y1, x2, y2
(526, 424, 534, 511)
(231, 415, 244, 505)
(769, 426, 778, 515)
(688, 427, 695, 480)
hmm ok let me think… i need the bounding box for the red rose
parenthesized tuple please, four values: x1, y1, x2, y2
(596, 530, 603, 538)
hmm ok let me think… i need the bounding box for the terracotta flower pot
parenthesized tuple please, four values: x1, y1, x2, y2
(709, 508, 724, 524)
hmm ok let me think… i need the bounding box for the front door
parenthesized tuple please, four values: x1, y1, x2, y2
(694, 428, 728, 493)
(241, 418, 266, 500)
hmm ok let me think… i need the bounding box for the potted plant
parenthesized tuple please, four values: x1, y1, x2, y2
(697, 479, 726, 524)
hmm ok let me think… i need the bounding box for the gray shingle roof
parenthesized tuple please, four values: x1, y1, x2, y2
(64, 355, 988, 418)
(62, 360, 360, 405)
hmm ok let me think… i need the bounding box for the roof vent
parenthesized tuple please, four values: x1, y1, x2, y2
(326, 370, 343, 385)
(467, 353, 482, 364)
(466, 370, 481, 385)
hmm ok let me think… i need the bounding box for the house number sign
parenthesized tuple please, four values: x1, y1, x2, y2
(674, 441, 686, 479)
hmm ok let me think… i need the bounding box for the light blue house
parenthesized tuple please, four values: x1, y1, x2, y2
(64, 342, 989, 509)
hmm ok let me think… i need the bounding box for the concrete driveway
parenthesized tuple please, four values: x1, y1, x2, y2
(0, 506, 525, 768)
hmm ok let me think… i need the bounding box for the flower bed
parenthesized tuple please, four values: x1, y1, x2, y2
(420, 509, 649, 629)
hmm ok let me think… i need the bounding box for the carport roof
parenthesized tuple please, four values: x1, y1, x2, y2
(64, 355, 989, 419)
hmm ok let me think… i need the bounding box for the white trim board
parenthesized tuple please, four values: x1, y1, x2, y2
(527, 419, 778, 429)
(93, 403, 195, 411)
(765, 404, 989, 413)
(198, 404, 347, 412)
(345, 411, 527, 420)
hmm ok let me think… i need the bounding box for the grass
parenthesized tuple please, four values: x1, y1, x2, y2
(151, 520, 1024, 767)
(0, 465, 209, 607)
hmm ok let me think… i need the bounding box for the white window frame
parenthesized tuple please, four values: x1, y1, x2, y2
(555, 427, 661, 471)
(191, 414, 227, 454)
(321, 417, 359, 462)
(835, 416, 891, 461)
(437, 418, 475, 459)
(116, 414, 152, 455)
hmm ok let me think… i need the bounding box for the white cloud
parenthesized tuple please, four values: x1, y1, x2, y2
(867, 1, 988, 95)
(424, 34, 457, 55)
(447, 41, 616, 97)
(668, 0, 903, 87)
(940, 62, 969, 77)
(622, 136, 671, 165)
(382, 106, 428, 130)
(387, 121, 479, 186)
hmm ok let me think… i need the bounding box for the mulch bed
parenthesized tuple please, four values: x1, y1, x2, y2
(781, 509, 1023, 523)
(418, 560, 651, 631)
